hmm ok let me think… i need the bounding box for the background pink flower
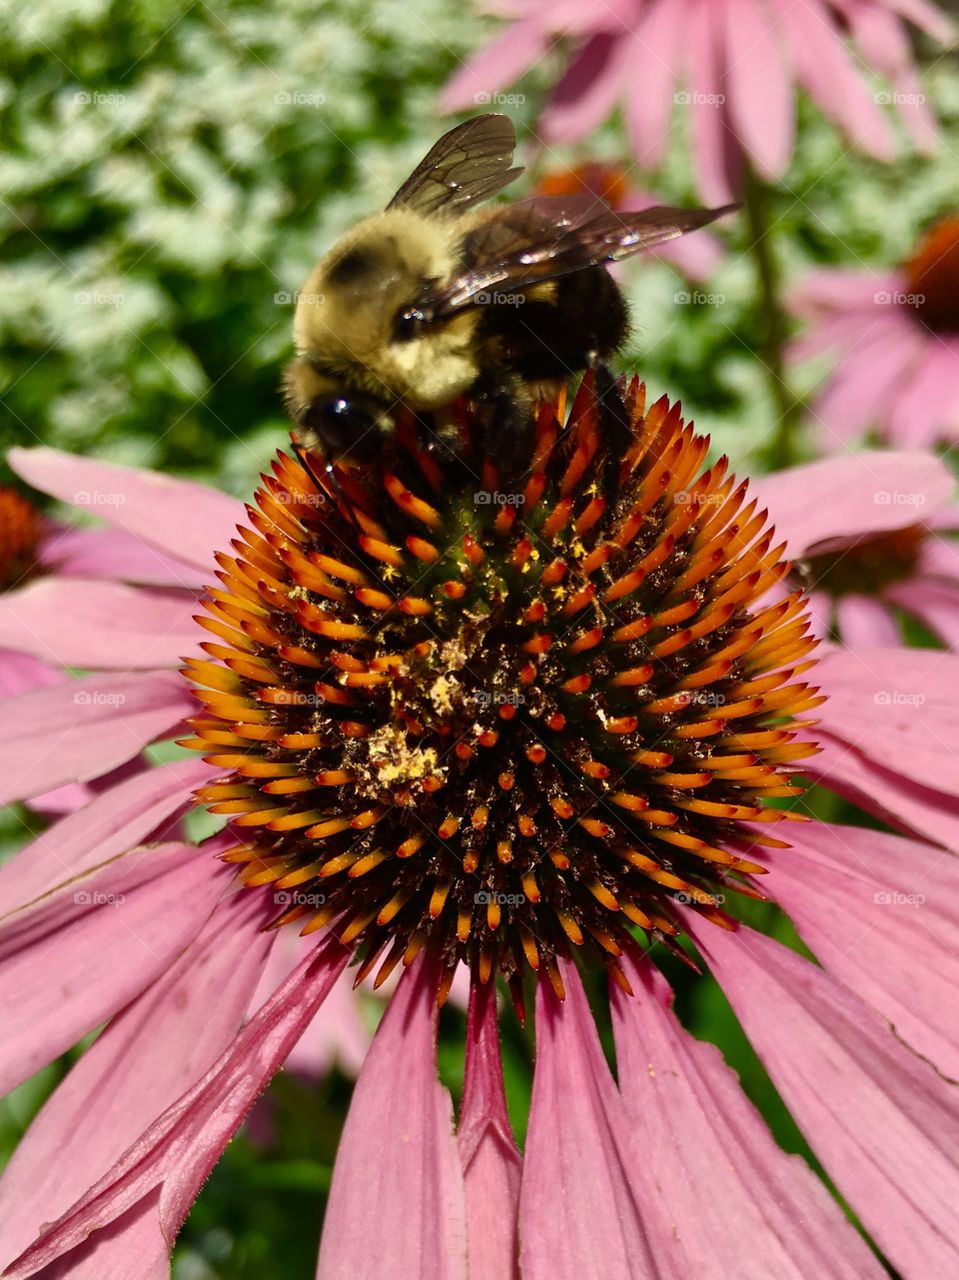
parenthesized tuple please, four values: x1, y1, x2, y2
(754, 449, 959, 647)
(443, 0, 955, 202)
(789, 214, 959, 450)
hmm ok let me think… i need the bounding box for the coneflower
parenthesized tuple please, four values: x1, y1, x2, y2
(183, 375, 818, 1017)
(1, 379, 958, 1279)
(790, 213, 959, 449)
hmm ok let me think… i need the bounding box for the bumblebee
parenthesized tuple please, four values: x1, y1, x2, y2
(284, 114, 735, 467)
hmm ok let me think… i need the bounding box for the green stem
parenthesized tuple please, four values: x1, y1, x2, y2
(742, 166, 803, 469)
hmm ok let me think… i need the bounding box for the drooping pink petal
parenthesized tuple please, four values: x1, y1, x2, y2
(316, 954, 467, 1280)
(0, 842, 228, 1095)
(520, 961, 684, 1279)
(762, 821, 959, 1078)
(542, 32, 632, 141)
(841, 0, 937, 149)
(0, 757, 211, 917)
(808, 726, 959, 852)
(883, 0, 956, 41)
(886, 339, 959, 448)
(752, 450, 953, 557)
(0, 889, 274, 1268)
(248, 929, 370, 1077)
(38, 525, 206, 589)
(627, 0, 688, 168)
(814, 646, 959, 794)
(459, 979, 521, 1280)
(771, 0, 894, 159)
(610, 950, 885, 1279)
(0, 579, 202, 669)
(692, 919, 959, 1278)
(440, 18, 546, 111)
(686, 0, 739, 203)
(721, 0, 794, 181)
(835, 593, 901, 646)
(0, 671, 194, 806)
(0, 649, 61, 699)
(2, 936, 350, 1280)
(886, 578, 959, 650)
(813, 329, 926, 448)
(8, 446, 240, 575)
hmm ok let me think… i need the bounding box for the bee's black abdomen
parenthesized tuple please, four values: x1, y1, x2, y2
(482, 266, 629, 382)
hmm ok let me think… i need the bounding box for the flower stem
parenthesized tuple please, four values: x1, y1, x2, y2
(742, 166, 803, 469)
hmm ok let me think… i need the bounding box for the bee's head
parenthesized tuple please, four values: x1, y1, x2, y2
(290, 210, 479, 409)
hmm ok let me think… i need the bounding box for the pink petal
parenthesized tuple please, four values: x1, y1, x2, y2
(0, 757, 211, 917)
(886, 338, 959, 448)
(809, 726, 959, 852)
(8, 447, 240, 575)
(627, 0, 688, 169)
(834, 593, 901, 646)
(813, 327, 926, 447)
(0, 889, 274, 1267)
(842, 0, 937, 149)
(762, 820, 959, 1078)
(886, 578, 959, 649)
(814, 646, 959, 793)
(610, 950, 884, 1278)
(38, 525, 207, 589)
(2, 936, 350, 1280)
(753, 450, 953, 557)
(542, 32, 631, 141)
(770, 0, 894, 159)
(317, 954, 466, 1280)
(520, 962, 683, 1279)
(440, 19, 545, 111)
(0, 579, 201, 669)
(459, 979, 521, 1280)
(0, 842, 227, 1095)
(884, 0, 956, 42)
(721, 0, 794, 180)
(687, 0, 740, 203)
(0, 649, 62, 698)
(693, 919, 959, 1278)
(249, 929, 370, 1077)
(0, 671, 194, 806)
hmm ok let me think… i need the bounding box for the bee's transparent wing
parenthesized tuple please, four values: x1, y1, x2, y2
(388, 114, 523, 216)
(412, 202, 739, 319)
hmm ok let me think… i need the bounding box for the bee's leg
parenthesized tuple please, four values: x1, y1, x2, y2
(587, 359, 633, 507)
(590, 359, 633, 457)
(472, 378, 535, 485)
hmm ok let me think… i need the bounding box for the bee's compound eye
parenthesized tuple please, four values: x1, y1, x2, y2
(301, 396, 382, 457)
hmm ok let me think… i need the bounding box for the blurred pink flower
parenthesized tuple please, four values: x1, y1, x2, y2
(753, 449, 959, 647)
(789, 215, 959, 449)
(443, 0, 955, 202)
(1, 411, 958, 1279)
